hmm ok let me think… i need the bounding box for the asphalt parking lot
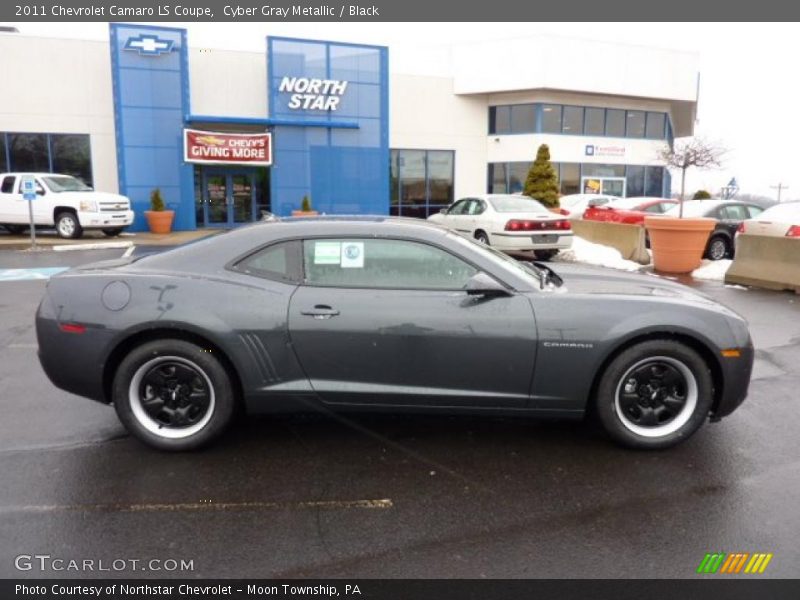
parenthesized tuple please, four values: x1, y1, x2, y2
(1, 246, 798, 578)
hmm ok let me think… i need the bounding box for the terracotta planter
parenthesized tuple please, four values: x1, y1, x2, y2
(144, 210, 175, 234)
(291, 210, 319, 217)
(644, 216, 715, 274)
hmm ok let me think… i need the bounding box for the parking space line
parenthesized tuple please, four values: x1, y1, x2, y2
(0, 498, 393, 514)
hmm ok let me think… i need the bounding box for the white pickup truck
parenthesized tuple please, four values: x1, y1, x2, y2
(0, 173, 134, 239)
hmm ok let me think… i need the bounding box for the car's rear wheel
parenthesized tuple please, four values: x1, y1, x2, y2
(706, 235, 729, 261)
(112, 339, 236, 451)
(474, 230, 490, 245)
(55, 211, 83, 239)
(595, 340, 713, 449)
(102, 228, 124, 237)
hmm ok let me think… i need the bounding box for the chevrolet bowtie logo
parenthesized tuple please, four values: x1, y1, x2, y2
(124, 34, 174, 56)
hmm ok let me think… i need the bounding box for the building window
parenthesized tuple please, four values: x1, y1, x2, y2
(489, 106, 510, 134)
(559, 163, 580, 195)
(646, 112, 666, 140)
(391, 149, 455, 218)
(489, 104, 535, 134)
(582, 163, 625, 178)
(584, 108, 605, 136)
(605, 109, 626, 137)
(626, 110, 646, 138)
(50, 134, 92, 186)
(645, 166, 664, 197)
(7, 133, 49, 172)
(0, 134, 6, 174)
(1, 132, 93, 186)
(508, 162, 531, 193)
(488, 163, 507, 194)
(562, 106, 583, 135)
(626, 165, 645, 197)
(541, 104, 562, 134)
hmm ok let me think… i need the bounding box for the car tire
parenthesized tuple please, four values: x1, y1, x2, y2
(534, 249, 558, 261)
(595, 340, 713, 449)
(474, 230, 490, 245)
(705, 235, 729, 261)
(55, 211, 83, 239)
(112, 339, 237, 451)
(102, 228, 124, 237)
(3, 224, 26, 235)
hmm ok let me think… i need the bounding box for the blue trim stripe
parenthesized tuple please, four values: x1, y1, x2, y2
(185, 114, 360, 129)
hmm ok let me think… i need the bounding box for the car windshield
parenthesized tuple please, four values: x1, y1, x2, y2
(42, 176, 92, 192)
(489, 196, 550, 214)
(446, 231, 544, 286)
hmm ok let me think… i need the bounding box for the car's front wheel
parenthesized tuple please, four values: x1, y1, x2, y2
(55, 211, 83, 239)
(706, 235, 730, 261)
(474, 230, 490, 245)
(112, 339, 236, 451)
(595, 340, 713, 449)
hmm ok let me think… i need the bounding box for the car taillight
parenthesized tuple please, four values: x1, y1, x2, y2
(737, 222, 746, 234)
(505, 219, 572, 231)
(787, 225, 800, 237)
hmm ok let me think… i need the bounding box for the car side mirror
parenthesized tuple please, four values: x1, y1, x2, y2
(464, 272, 510, 297)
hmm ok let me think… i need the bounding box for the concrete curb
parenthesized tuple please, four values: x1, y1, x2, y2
(725, 234, 800, 293)
(571, 220, 650, 265)
(52, 241, 134, 252)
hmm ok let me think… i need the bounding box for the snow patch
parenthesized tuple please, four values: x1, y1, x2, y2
(692, 259, 732, 282)
(555, 236, 643, 272)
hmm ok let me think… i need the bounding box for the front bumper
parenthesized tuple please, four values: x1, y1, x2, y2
(712, 341, 755, 419)
(78, 210, 134, 228)
(490, 231, 574, 251)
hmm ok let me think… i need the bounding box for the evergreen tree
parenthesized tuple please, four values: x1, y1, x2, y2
(523, 144, 560, 208)
(692, 189, 712, 200)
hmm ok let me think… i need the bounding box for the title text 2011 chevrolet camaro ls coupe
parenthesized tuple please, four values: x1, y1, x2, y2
(36, 218, 754, 451)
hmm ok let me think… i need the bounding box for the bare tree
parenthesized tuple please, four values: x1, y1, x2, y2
(659, 138, 726, 218)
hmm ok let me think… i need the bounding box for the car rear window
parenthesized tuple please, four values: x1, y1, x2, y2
(0, 176, 16, 194)
(489, 196, 550, 213)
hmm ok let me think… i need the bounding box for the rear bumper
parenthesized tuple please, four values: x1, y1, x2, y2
(36, 298, 112, 403)
(78, 210, 134, 229)
(712, 342, 755, 419)
(490, 231, 574, 251)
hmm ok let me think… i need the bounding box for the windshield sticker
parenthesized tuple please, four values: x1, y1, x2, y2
(313, 241, 341, 265)
(340, 242, 365, 268)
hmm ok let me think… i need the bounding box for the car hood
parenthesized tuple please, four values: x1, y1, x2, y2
(549, 263, 714, 302)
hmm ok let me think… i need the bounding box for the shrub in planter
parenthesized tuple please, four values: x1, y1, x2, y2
(292, 195, 319, 217)
(144, 188, 175, 234)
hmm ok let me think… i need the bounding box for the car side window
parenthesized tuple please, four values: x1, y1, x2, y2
(232, 240, 302, 283)
(721, 205, 748, 220)
(469, 200, 486, 215)
(643, 203, 663, 213)
(302, 238, 478, 290)
(448, 200, 468, 215)
(747, 205, 763, 218)
(0, 176, 16, 194)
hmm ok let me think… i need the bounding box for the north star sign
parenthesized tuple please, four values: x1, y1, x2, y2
(279, 77, 349, 111)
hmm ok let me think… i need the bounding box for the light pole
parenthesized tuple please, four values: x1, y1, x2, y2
(770, 182, 789, 203)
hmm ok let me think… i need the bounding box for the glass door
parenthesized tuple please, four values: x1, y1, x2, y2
(601, 177, 626, 197)
(200, 170, 256, 227)
(230, 174, 253, 224)
(205, 174, 228, 225)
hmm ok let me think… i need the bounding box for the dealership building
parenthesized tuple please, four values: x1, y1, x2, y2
(0, 26, 699, 231)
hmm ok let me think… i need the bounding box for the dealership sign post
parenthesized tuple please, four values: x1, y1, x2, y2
(183, 130, 272, 166)
(21, 176, 37, 249)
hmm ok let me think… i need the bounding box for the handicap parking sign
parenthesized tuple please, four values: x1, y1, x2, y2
(21, 176, 37, 201)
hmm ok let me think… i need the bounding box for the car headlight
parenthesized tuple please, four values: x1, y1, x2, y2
(79, 200, 98, 212)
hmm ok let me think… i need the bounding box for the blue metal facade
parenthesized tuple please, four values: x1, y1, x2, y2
(268, 37, 389, 217)
(109, 24, 193, 231)
(110, 28, 390, 229)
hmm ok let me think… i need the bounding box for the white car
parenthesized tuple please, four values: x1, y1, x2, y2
(427, 194, 573, 259)
(0, 173, 134, 239)
(737, 201, 800, 238)
(559, 193, 617, 219)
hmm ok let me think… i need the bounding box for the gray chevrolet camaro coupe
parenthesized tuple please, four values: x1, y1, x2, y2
(36, 217, 754, 451)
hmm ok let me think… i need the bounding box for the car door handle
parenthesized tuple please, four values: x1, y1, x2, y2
(300, 305, 340, 319)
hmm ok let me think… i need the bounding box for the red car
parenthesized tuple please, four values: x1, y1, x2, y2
(583, 197, 678, 225)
